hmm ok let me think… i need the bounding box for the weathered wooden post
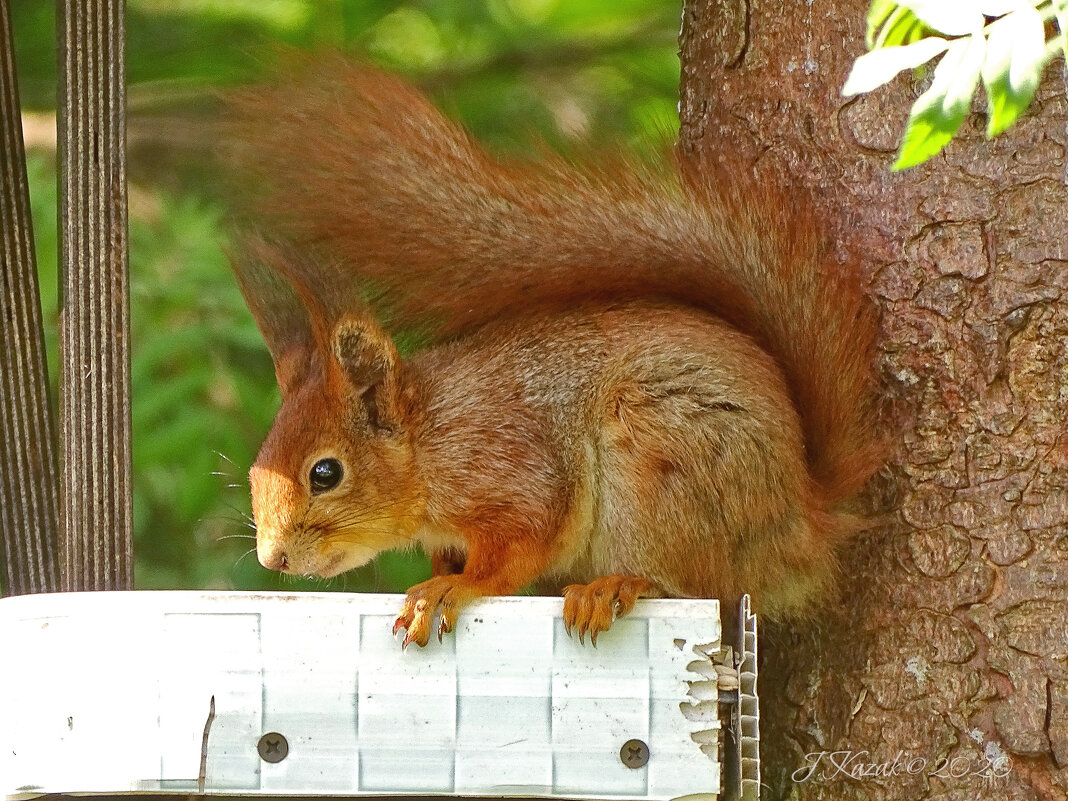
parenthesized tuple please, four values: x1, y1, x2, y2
(0, 0, 61, 596)
(56, 0, 133, 590)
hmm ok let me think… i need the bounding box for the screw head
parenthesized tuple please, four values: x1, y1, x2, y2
(257, 732, 289, 763)
(620, 738, 650, 769)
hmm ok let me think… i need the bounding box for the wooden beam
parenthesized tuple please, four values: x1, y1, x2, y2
(57, 0, 133, 590)
(0, 593, 735, 797)
(0, 0, 62, 596)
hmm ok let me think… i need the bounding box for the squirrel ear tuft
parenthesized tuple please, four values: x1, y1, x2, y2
(329, 316, 402, 428)
(272, 345, 315, 398)
(228, 238, 316, 397)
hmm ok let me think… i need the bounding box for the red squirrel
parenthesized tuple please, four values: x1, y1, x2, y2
(227, 58, 882, 648)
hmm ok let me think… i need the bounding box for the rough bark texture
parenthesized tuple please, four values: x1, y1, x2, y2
(679, 2, 1068, 799)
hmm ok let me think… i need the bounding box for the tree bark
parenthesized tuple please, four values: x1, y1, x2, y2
(678, 2, 1068, 799)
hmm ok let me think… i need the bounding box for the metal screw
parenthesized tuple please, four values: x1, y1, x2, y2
(620, 738, 650, 769)
(257, 732, 289, 763)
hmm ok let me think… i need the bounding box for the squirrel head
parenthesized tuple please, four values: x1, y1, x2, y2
(232, 240, 425, 578)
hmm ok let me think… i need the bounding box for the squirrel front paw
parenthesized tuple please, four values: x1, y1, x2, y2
(562, 575, 655, 645)
(393, 575, 483, 648)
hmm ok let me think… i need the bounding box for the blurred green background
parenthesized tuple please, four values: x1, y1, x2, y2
(9, 0, 681, 593)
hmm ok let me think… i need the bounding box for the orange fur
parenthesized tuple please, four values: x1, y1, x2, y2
(227, 58, 883, 643)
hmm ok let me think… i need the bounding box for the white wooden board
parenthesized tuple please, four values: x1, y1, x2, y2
(0, 591, 725, 800)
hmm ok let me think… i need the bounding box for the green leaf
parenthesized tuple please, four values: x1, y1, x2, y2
(872, 5, 929, 50)
(982, 6, 1050, 137)
(843, 36, 949, 96)
(901, 0, 984, 36)
(866, 0, 903, 49)
(893, 34, 985, 169)
(893, 103, 959, 169)
(939, 34, 987, 117)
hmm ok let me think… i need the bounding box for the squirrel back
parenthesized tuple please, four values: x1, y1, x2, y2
(229, 57, 881, 515)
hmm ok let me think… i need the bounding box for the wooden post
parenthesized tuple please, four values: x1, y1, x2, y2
(0, 0, 61, 596)
(57, 0, 133, 590)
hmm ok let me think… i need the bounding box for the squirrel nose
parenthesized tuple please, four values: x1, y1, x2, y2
(257, 541, 289, 572)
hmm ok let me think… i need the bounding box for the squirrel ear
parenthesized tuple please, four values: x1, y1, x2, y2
(329, 316, 402, 428)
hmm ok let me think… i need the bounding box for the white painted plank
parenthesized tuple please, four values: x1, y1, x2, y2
(0, 591, 723, 800)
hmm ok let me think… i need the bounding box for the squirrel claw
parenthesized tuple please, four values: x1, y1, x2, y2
(400, 615, 430, 649)
(437, 613, 454, 643)
(395, 574, 484, 649)
(562, 575, 654, 646)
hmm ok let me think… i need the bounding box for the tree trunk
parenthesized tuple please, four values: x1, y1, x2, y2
(678, 2, 1068, 799)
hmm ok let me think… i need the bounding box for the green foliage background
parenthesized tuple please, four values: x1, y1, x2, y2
(9, 0, 681, 592)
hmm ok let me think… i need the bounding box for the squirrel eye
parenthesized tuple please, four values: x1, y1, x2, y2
(310, 458, 343, 493)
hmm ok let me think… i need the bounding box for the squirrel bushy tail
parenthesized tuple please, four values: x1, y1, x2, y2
(229, 57, 881, 511)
